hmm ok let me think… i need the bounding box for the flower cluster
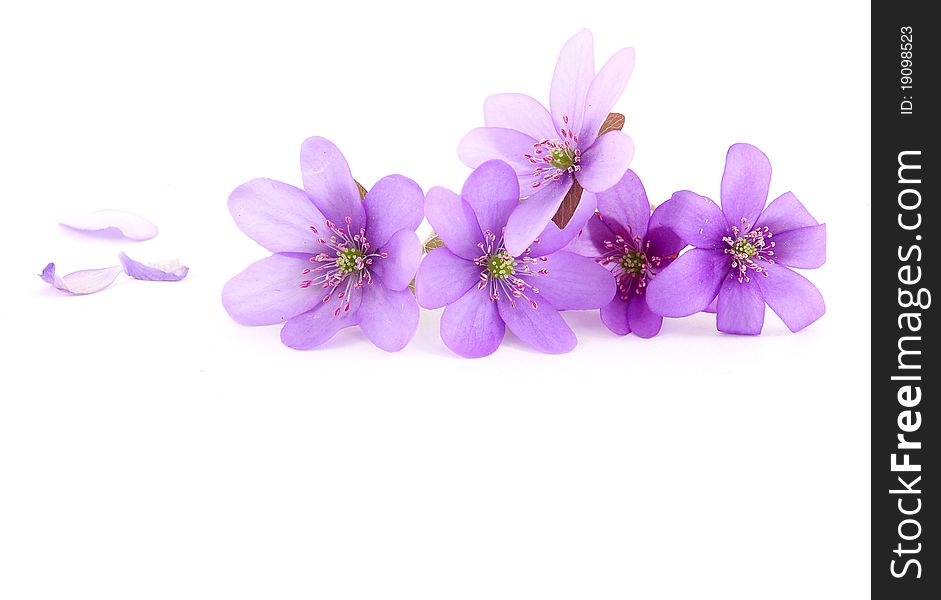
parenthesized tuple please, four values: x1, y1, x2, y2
(222, 30, 825, 357)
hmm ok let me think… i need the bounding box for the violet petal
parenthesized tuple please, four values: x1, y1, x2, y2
(532, 251, 615, 310)
(39, 263, 122, 295)
(549, 28, 594, 139)
(754, 262, 825, 332)
(424, 186, 484, 260)
(645, 248, 730, 317)
(720, 143, 772, 227)
(119, 252, 189, 282)
(299, 136, 365, 232)
(497, 298, 577, 354)
(440, 287, 505, 358)
(580, 47, 635, 148)
(60, 209, 158, 241)
(576, 130, 634, 193)
(415, 247, 480, 310)
(716, 276, 765, 335)
(600, 295, 632, 335)
(357, 282, 420, 352)
(483, 93, 556, 141)
(457, 127, 538, 174)
(280, 295, 362, 350)
(627, 295, 663, 339)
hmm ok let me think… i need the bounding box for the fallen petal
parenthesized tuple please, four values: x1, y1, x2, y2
(60, 209, 159, 241)
(39, 263, 122, 295)
(119, 252, 189, 281)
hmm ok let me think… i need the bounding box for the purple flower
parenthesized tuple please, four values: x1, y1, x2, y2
(566, 170, 684, 338)
(645, 144, 826, 334)
(222, 137, 424, 351)
(458, 29, 635, 256)
(415, 160, 615, 357)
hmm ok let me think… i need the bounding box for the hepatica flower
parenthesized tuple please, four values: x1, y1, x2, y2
(222, 137, 423, 351)
(567, 170, 684, 338)
(415, 160, 615, 357)
(645, 144, 826, 334)
(458, 29, 635, 256)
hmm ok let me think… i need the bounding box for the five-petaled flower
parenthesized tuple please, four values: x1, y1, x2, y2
(416, 160, 615, 357)
(566, 170, 684, 338)
(458, 29, 636, 256)
(222, 137, 424, 351)
(645, 143, 826, 335)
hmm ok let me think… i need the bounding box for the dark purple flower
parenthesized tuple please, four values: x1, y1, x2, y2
(645, 144, 826, 334)
(566, 170, 684, 338)
(222, 137, 424, 351)
(458, 29, 635, 256)
(415, 160, 615, 357)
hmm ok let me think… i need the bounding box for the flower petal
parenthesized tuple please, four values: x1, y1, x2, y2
(627, 294, 663, 338)
(363, 175, 424, 248)
(497, 298, 577, 354)
(39, 263, 122, 295)
(60, 209, 158, 241)
(462, 160, 520, 236)
(529, 187, 598, 257)
(754, 262, 825, 332)
(532, 251, 615, 310)
(703, 297, 718, 314)
(768, 223, 826, 269)
(600, 295, 631, 335)
(594, 169, 650, 240)
(645, 248, 730, 317)
(716, 276, 765, 335)
(424, 186, 483, 260)
(576, 131, 634, 193)
(503, 178, 570, 258)
(228, 178, 327, 254)
(756, 192, 819, 234)
(563, 210, 615, 259)
(549, 28, 594, 139)
(415, 247, 481, 309)
(484, 93, 556, 141)
(299, 136, 365, 231)
(646, 202, 689, 258)
(440, 288, 505, 358)
(457, 127, 537, 174)
(280, 293, 361, 350)
(357, 282, 420, 352)
(720, 143, 772, 227)
(580, 48, 635, 147)
(119, 253, 189, 281)
(371, 229, 421, 291)
(651, 191, 729, 249)
(221, 253, 317, 326)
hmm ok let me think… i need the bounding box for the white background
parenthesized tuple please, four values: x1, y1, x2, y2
(0, 1, 871, 598)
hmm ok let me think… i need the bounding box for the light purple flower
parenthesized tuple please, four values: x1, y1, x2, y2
(415, 160, 615, 357)
(458, 29, 635, 257)
(222, 137, 424, 351)
(645, 144, 826, 334)
(566, 170, 684, 338)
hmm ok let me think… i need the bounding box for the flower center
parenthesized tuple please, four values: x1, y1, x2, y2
(522, 114, 581, 193)
(336, 246, 364, 274)
(298, 216, 387, 316)
(486, 251, 516, 279)
(723, 218, 776, 283)
(474, 231, 549, 309)
(599, 232, 662, 300)
(619, 249, 646, 275)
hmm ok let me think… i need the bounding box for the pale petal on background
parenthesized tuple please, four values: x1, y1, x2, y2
(60, 209, 158, 241)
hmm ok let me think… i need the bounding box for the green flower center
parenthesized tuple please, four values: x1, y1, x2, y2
(619, 250, 646, 276)
(732, 239, 758, 258)
(548, 147, 576, 170)
(486, 252, 516, 279)
(336, 246, 364, 273)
